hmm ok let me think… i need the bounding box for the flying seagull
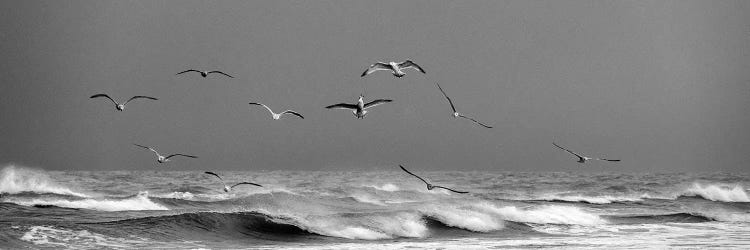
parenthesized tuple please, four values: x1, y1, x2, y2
(90, 94, 157, 111)
(325, 95, 392, 119)
(204, 171, 262, 193)
(399, 165, 468, 194)
(248, 102, 304, 120)
(176, 69, 234, 78)
(552, 142, 621, 163)
(361, 60, 426, 78)
(133, 144, 197, 163)
(435, 82, 493, 128)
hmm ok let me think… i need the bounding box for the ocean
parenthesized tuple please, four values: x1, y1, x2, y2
(1, 165, 748, 249)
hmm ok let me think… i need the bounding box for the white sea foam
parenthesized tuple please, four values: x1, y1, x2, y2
(684, 183, 750, 202)
(366, 183, 400, 192)
(477, 202, 606, 225)
(0, 165, 88, 197)
(6, 191, 168, 211)
(21, 226, 149, 248)
(153, 191, 197, 200)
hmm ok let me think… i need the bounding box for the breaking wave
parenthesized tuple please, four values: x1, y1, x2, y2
(682, 183, 749, 202)
(3, 191, 168, 211)
(90, 209, 540, 241)
(0, 165, 88, 197)
(476, 203, 607, 225)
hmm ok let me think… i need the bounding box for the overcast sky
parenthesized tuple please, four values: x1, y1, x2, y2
(1, 0, 748, 172)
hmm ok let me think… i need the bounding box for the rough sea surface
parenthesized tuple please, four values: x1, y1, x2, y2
(1, 165, 749, 249)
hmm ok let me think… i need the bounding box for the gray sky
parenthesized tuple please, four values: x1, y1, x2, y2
(1, 0, 748, 172)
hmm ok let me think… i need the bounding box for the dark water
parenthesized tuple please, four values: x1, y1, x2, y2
(1, 165, 749, 249)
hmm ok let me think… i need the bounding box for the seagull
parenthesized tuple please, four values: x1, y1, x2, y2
(176, 69, 234, 78)
(325, 95, 392, 119)
(552, 142, 621, 163)
(248, 102, 304, 120)
(133, 144, 197, 163)
(435, 82, 493, 128)
(90, 94, 157, 111)
(399, 165, 468, 194)
(204, 171, 262, 193)
(361, 60, 426, 78)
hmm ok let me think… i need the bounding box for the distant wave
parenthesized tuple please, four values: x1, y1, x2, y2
(3, 191, 168, 211)
(0, 165, 88, 197)
(535, 194, 646, 204)
(681, 183, 749, 202)
(605, 213, 714, 224)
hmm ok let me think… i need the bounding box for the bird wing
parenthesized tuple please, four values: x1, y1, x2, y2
(165, 154, 198, 159)
(281, 110, 304, 119)
(552, 142, 585, 159)
(123, 96, 158, 105)
(204, 171, 225, 184)
(361, 62, 393, 77)
(325, 103, 358, 110)
(457, 114, 493, 128)
(364, 99, 393, 109)
(595, 158, 621, 162)
(435, 82, 457, 113)
(133, 143, 160, 155)
(398, 60, 426, 74)
(176, 69, 201, 75)
(231, 182, 263, 188)
(207, 71, 234, 78)
(249, 102, 275, 115)
(432, 185, 469, 194)
(90, 94, 118, 106)
(399, 165, 430, 186)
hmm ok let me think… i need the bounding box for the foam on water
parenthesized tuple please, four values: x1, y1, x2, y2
(0, 165, 88, 197)
(21, 226, 151, 248)
(366, 183, 400, 192)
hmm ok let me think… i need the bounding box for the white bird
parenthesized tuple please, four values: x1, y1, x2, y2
(248, 102, 304, 120)
(204, 171, 262, 192)
(553, 142, 621, 163)
(399, 165, 468, 194)
(435, 82, 493, 128)
(133, 144, 197, 163)
(176, 69, 234, 78)
(325, 95, 392, 119)
(90, 94, 157, 111)
(361, 60, 426, 78)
